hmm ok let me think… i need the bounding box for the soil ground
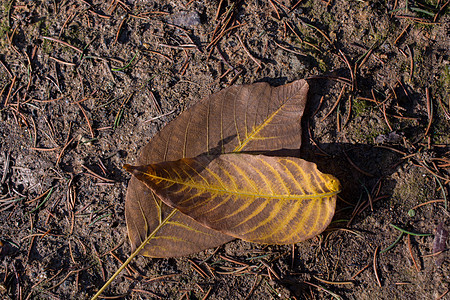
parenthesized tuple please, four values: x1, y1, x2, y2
(0, 0, 449, 299)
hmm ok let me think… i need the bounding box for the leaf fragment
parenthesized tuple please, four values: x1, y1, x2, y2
(433, 222, 448, 266)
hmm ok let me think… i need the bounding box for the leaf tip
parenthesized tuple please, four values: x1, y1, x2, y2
(124, 164, 155, 181)
(326, 176, 341, 194)
(123, 164, 133, 172)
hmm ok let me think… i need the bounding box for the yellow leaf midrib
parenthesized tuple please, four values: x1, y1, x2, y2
(144, 172, 340, 200)
(233, 103, 285, 152)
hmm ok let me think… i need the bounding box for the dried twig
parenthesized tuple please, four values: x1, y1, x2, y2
(76, 103, 95, 138)
(407, 234, 421, 272)
(4, 76, 16, 107)
(312, 276, 353, 285)
(268, 0, 281, 19)
(394, 24, 411, 45)
(236, 34, 262, 69)
(42, 36, 83, 53)
(338, 50, 355, 91)
(373, 246, 382, 287)
(273, 41, 306, 57)
(114, 16, 128, 45)
(0, 59, 12, 78)
(434, 0, 450, 22)
(321, 85, 346, 121)
(81, 165, 115, 183)
(351, 263, 370, 279)
(424, 87, 433, 135)
(406, 45, 414, 81)
(343, 150, 374, 177)
(289, 0, 304, 13)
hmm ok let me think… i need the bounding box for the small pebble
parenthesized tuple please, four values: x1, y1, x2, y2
(169, 11, 201, 28)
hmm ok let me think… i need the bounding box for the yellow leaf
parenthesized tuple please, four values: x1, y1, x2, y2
(125, 153, 340, 244)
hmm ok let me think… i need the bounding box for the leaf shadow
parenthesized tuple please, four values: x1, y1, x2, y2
(301, 142, 400, 221)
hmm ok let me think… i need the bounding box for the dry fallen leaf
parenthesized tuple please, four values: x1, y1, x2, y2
(433, 222, 448, 266)
(125, 79, 309, 257)
(125, 153, 340, 244)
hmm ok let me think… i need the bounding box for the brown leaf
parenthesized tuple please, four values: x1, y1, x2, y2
(125, 154, 340, 244)
(125, 79, 309, 257)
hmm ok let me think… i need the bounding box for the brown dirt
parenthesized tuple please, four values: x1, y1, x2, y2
(0, 0, 449, 299)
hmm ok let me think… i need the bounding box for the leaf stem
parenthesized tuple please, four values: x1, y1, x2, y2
(91, 209, 178, 300)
